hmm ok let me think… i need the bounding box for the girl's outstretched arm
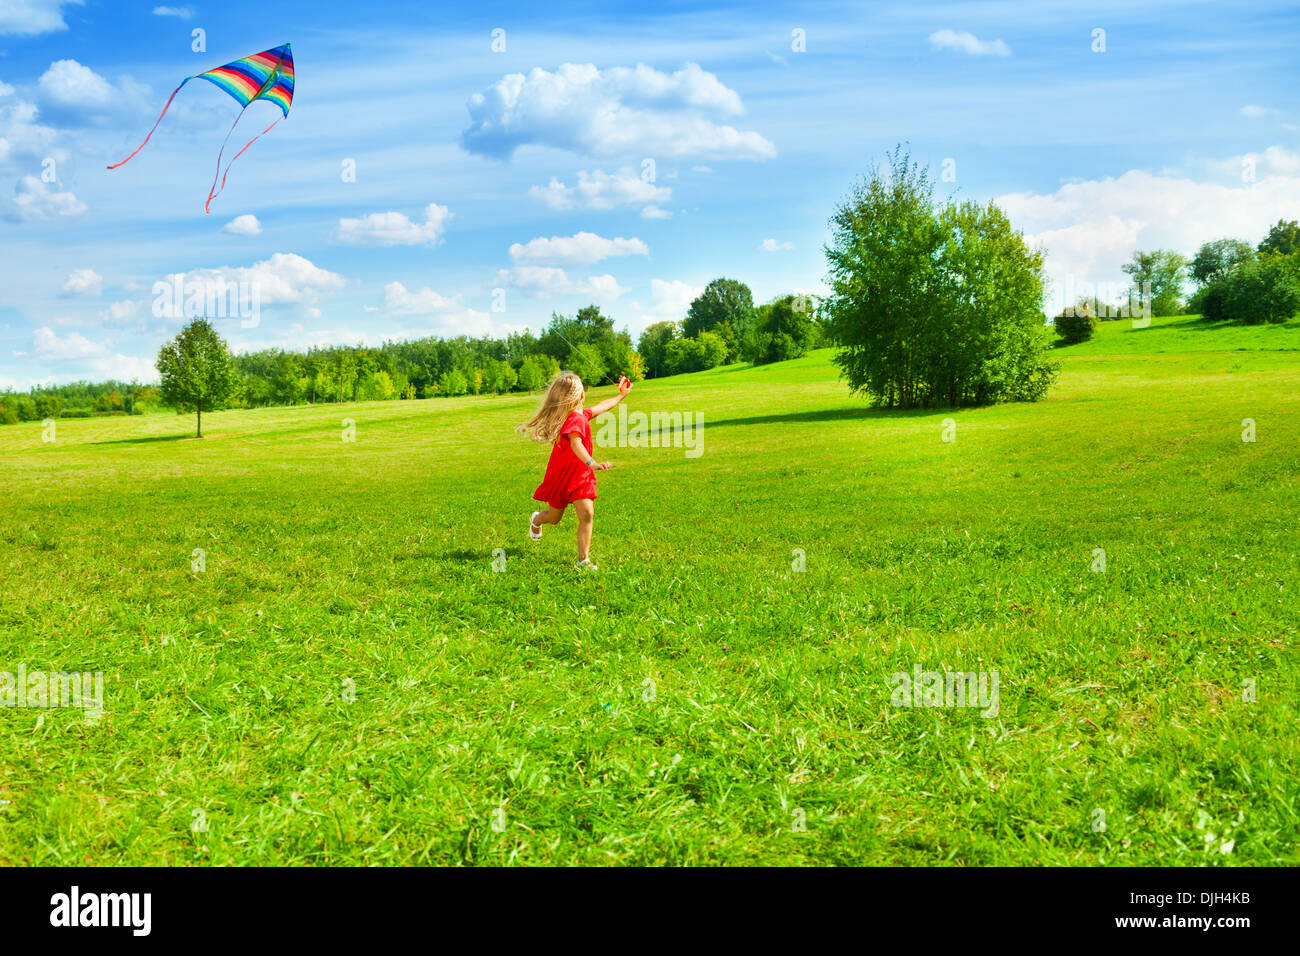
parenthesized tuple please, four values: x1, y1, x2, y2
(568, 434, 611, 470)
(587, 377, 633, 418)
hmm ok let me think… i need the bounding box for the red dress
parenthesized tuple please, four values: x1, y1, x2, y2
(534, 408, 597, 507)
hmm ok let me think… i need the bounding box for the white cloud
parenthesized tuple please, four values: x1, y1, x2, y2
(381, 281, 463, 315)
(87, 353, 158, 383)
(33, 326, 107, 359)
(640, 205, 673, 219)
(379, 281, 494, 336)
(13, 175, 86, 220)
(493, 265, 625, 300)
(529, 167, 671, 210)
(508, 231, 648, 267)
(38, 59, 116, 109)
(0, 0, 83, 37)
(221, 214, 262, 236)
(155, 253, 346, 319)
(1204, 145, 1300, 178)
(626, 278, 701, 333)
(462, 62, 776, 160)
(61, 268, 102, 296)
(1000, 153, 1300, 313)
(152, 5, 193, 18)
(929, 29, 1011, 57)
(759, 238, 793, 252)
(336, 203, 450, 246)
(1240, 105, 1278, 119)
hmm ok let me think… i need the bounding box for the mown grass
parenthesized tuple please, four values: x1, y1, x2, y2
(0, 314, 1296, 865)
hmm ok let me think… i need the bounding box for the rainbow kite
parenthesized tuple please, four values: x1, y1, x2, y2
(107, 43, 295, 213)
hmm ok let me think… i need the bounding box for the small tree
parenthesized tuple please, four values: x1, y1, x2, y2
(1122, 250, 1188, 316)
(156, 318, 238, 437)
(824, 148, 1056, 408)
(683, 278, 754, 342)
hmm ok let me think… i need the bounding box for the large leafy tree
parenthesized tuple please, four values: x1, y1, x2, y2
(1122, 250, 1188, 316)
(1258, 219, 1300, 258)
(156, 318, 239, 437)
(637, 321, 678, 378)
(1190, 238, 1255, 287)
(823, 147, 1056, 408)
(682, 278, 754, 345)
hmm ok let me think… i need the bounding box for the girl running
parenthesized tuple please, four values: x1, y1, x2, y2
(519, 371, 632, 569)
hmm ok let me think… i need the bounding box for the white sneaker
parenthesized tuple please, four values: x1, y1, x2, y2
(529, 511, 543, 541)
(575, 558, 598, 570)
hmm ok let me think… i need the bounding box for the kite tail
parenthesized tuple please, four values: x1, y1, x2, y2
(106, 78, 191, 170)
(205, 117, 281, 214)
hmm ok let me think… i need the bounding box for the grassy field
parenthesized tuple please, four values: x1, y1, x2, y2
(1, 314, 1296, 865)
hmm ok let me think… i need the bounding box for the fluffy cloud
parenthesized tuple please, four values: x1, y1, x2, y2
(530, 167, 671, 210)
(493, 266, 625, 300)
(33, 326, 107, 359)
(12, 175, 86, 220)
(379, 282, 493, 336)
(221, 214, 262, 236)
(61, 268, 103, 296)
(462, 62, 775, 160)
(381, 281, 463, 316)
(152, 5, 193, 18)
(38, 59, 116, 109)
(640, 205, 672, 219)
(625, 278, 702, 333)
(508, 231, 648, 267)
(929, 29, 1011, 57)
(336, 203, 451, 246)
(0, 0, 83, 37)
(759, 238, 793, 252)
(154, 253, 346, 320)
(1240, 105, 1278, 119)
(999, 151, 1300, 312)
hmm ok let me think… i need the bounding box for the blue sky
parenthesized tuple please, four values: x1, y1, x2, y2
(1, 0, 1297, 387)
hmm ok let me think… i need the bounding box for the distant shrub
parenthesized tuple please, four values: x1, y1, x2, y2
(0, 405, 17, 426)
(1053, 307, 1099, 344)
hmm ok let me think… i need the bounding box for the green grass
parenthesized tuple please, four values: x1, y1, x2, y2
(1, 314, 1297, 865)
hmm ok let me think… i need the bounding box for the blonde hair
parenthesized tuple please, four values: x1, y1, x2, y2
(518, 371, 584, 443)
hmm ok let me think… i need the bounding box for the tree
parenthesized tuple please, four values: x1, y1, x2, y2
(1122, 250, 1188, 316)
(683, 278, 754, 342)
(156, 318, 238, 437)
(823, 148, 1056, 408)
(1204, 257, 1300, 325)
(637, 321, 678, 377)
(567, 342, 606, 385)
(1258, 219, 1300, 258)
(438, 368, 468, 396)
(753, 295, 814, 365)
(1191, 238, 1255, 287)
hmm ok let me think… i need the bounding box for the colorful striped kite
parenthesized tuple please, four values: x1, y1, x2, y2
(107, 43, 295, 213)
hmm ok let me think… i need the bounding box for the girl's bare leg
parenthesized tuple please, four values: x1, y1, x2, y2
(536, 505, 565, 525)
(573, 498, 594, 561)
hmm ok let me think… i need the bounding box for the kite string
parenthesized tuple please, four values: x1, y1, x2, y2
(106, 78, 191, 169)
(205, 117, 281, 214)
(204, 103, 252, 213)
